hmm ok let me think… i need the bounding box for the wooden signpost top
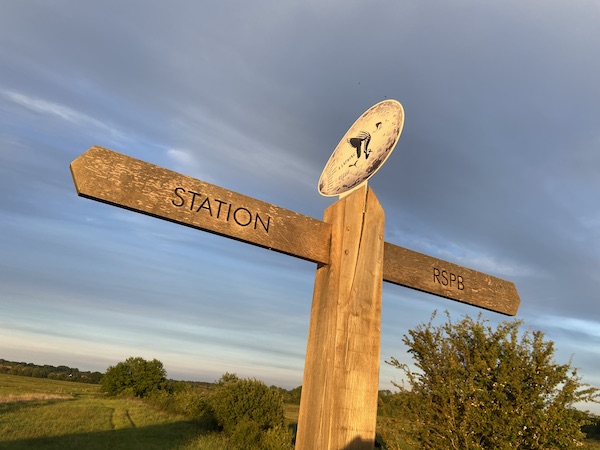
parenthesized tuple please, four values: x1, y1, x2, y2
(71, 125, 521, 449)
(71, 146, 520, 316)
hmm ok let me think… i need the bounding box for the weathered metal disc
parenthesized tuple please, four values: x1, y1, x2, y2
(318, 99, 404, 197)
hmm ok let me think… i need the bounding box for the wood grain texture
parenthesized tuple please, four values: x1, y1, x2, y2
(70, 146, 331, 264)
(383, 242, 520, 316)
(70, 146, 520, 316)
(296, 186, 385, 450)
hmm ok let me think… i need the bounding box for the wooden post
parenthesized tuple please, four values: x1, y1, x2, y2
(71, 146, 521, 448)
(296, 185, 385, 450)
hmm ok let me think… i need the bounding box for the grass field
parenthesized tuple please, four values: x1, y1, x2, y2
(0, 374, 226, 449)
(1, 373, 599, 449)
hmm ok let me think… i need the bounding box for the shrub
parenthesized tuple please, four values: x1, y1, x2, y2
(261, 425, 295, 450)
(101, 357, 167, 398)
(388, 312, 599, 449)
(208, 373, 290, 449)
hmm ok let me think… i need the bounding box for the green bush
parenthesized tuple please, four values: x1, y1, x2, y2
(101, 357, 167, 398)
(261, 425, 295, 450)
(388, 312, 600, 449)
(229, 418, 263, 449)
(208, 373, 291, 449)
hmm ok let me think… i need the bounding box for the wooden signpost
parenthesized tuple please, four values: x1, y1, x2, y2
(71, 102, 520, 450)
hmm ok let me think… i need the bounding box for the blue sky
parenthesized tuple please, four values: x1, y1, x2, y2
(1, 1, 599, 413)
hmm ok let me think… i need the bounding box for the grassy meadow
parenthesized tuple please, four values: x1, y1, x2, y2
(0, 374, 227, 449)
(1, 373, 599, 449)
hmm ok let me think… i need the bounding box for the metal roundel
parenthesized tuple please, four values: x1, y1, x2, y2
(318, 99, 404, 197)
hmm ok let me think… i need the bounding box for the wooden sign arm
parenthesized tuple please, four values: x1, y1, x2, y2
(382, 243, 520, 316)
(71, 146, 520, 316)
(70, 146, 331, 265)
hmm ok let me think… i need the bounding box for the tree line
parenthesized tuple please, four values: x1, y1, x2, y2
(0, 358, 103, 384)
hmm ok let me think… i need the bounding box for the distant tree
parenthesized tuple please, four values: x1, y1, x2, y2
(101, 357, 167, 398)
(31, 368, 46, 378)
(274, 385, 303, 405)
(582, 414, 600, 440)
(387, 312, 599, 449)
(87, 371, 104, 384)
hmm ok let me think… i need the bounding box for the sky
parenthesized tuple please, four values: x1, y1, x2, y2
(1, 1, 599, 413)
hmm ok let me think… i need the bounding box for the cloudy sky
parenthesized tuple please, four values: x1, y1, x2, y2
(1, 1, 599, 412)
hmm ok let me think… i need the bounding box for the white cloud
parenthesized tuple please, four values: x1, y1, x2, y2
(388, 225, 540, 279)
(535, 316, 600, 343)
(167, 148, 194, 166)
(1, 88, 127, 141)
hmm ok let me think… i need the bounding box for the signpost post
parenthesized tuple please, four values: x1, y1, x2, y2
(70, 101, 520, 449)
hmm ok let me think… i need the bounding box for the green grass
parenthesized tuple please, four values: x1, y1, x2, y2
(283, 404, 298, 424)
(0, 374, 216, 449)
(584, 439, 600, 449)
(0, 373, 98, 398)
